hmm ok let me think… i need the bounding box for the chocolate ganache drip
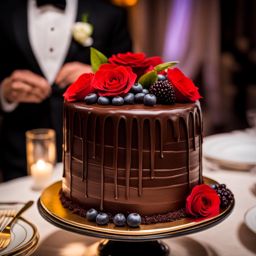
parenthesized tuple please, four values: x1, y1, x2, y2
(62, 102, 203, 216)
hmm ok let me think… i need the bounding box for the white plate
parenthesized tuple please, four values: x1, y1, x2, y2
(244, 205, 256, 234)
(203, 131, 256, 170)
(0, 218, 39, 256)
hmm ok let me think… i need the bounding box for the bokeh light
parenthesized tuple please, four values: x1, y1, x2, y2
(111, 0, 138, 7)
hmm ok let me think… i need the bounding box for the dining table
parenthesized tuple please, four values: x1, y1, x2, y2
(0, 135, 256, 256)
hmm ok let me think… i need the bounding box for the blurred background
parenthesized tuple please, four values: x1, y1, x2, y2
(0, 0, 255, 137)
(112, 0, 256, 135)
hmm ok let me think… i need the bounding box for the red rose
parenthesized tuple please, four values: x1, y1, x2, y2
(144, 56, 164, 73)
(167, 68, 202, 102)
(63, 73, 94, 102)
(186, 184, 220, 218)
(143, 56, 163, 68)
(92, 64, 137, 97)
(109, 52, 146, 67)
(109, 52, 163, 78)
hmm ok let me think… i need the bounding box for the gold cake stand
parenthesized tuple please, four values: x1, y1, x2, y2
(37, 177, 234, 256)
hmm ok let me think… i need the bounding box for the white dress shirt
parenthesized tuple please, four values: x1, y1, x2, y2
(0, 0, 78, 112)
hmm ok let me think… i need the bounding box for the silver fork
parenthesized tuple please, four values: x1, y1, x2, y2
(0, 201, 33, 251)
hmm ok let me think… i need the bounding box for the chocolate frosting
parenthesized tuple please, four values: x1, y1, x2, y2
(62, 101, 203, 216)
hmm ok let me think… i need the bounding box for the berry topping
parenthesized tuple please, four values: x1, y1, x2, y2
(124, 93, 135, 104)
(127, 213, 141, 228)
(86, 208, 98, 221)
(134, 92, 145, 103)
(157, 74, 167, 81)
(84, 93, 98, 104)
(113, 213, 126, 227)
(144, 94, 157, 106)
(131, 83, 143, 94)
(212, 184, 234, 209)
(142, 88, 149, 94)
(112, 96, 124, 106)
(149, 80, 176, 104)
(96, 212, 109, 225)
(98, 96, 110, 105)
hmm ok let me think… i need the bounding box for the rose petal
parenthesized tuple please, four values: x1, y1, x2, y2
(186, 184, 220, 218)
(167, 68, 202, 103)
(63, 73, 95, 102)
(92, 64, 137, 97)
(109, 52, 162, 78)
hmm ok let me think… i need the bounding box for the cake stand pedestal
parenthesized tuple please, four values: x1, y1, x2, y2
(97, 240, 169, 256)
(37, 177, 234, 256)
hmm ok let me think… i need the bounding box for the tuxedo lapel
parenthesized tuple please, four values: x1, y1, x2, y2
(12, 1, 43, 75)
(63, 0, 92, 64)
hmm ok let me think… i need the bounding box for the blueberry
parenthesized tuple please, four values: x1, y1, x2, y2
(96, 212, 109, 225)
(131, 83, 143, 94)
(112, 96, 124, 106)
(86, 208, 98, 221)
(98, 96, 110, 105)
(124, 93, 135, 104)
(113, 213, 126, 227)
(144, 94, 157, 106)
(142, 89, 149, 94)
(157, 74, 167, 81)
(84, 93, 98, 104)
(211, 184, 218, 189)
(135, 93, 145, 103)
(127, 213, 141, 228)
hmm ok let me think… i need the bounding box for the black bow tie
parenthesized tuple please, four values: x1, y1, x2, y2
(36, 0, 66, 10)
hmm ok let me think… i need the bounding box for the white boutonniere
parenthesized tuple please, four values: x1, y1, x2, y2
(72, 14, 93, 47)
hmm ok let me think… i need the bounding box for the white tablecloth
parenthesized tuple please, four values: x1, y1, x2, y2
(0, 162, 256, 256)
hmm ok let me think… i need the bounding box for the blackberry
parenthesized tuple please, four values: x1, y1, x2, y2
(149, 80, 176, 104)
(212, 184, 234, 209)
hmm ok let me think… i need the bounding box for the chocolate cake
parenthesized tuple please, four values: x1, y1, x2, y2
(60, 49, 205, 225)
(61, 101, 203, 217)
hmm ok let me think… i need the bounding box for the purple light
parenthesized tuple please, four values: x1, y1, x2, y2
(163, 0, 192, 62)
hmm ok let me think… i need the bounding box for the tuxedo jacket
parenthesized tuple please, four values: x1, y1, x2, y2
(0, 0, 132, 180)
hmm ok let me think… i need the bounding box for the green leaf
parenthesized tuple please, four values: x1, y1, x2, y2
(90, 47, 108, 73)
(154, 61, 179, 72)
(82, 14, 88, 23)
(138, 70, 158, 88)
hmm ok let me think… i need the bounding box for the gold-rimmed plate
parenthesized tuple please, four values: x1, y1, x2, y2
(0, 217, 39, 256)
(38, 178, 234, 241)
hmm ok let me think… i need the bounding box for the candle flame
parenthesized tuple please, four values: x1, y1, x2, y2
(36, 159, 46, 170)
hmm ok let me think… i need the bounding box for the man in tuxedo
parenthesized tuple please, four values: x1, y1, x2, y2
(0, 0, 132, 180)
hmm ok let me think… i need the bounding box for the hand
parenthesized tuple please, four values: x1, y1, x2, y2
(55, 62, 92, 88)
(2, 70, 51, 103)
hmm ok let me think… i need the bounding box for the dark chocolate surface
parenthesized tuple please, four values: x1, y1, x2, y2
(59, 189, 187, 224)
(62, 102, 203, 215)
